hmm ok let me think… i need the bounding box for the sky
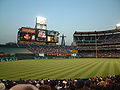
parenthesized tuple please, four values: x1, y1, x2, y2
(0, 0, 120, 45)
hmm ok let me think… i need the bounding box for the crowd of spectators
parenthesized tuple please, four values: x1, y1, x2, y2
(103, 33, 120, 44)
(0, 52, 12, 58)
(75, 32, 120, 45)
(77, 45, 120, 51)
(79, 50, 120, 58)
(97, 50, 120, 58)
(0, 75, 120, 90)
(28, 45, 75, 55)
(77, 46, 95, 50)
(1, 42, 120, 58)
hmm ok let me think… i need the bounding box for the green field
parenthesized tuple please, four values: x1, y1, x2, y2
(0, 58, 120, 80)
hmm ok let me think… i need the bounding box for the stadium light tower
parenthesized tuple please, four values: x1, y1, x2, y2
(60, 34, 66, 46)
(35, 16, 47, 29)
(95, 31, 98, 58)
(116, 23, 120, 29)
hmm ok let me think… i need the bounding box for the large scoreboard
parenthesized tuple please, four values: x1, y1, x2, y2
(17, 27, 60, 45)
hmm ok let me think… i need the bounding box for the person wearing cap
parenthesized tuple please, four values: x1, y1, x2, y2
(9, 84, 39, 90)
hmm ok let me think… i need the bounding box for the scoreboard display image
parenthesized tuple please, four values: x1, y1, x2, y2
(23, 34, 31, 40)
(47, 36, 58, 42)
(18, 27, 36, 41)
(36, 30, 46, 41)
(19, 33, 35, 41)
(38, 30, 46, 38)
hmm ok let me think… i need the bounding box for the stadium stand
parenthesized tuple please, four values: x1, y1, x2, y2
(0, 75, 120, 90)
(0, 47, 32, 55)
(73, 29, 120, 45)
(28, 45, 74, 55)
(1, 29, 120, 60)
(73, 29, 120, 58)
(0, 43, 79, 61)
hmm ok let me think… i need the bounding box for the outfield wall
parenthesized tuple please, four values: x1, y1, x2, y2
(0, 56, 81, 62)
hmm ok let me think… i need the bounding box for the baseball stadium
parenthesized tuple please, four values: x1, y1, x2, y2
(0, 17, 120, 90)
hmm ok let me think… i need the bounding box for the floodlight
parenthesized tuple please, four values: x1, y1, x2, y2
(116, 23, 120, 27)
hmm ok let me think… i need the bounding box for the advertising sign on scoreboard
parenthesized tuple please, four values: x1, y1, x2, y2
(21, 27, 35, 33)
(47, 30, 60, 36)
(36, 17, 47, 29)
(36, 17, 47, 24)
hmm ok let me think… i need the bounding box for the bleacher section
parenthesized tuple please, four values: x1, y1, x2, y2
(0, 43, 79, 61)
(72, 29, 120, 58)
(0, 47, 32, 54)
(28, 45, 74, 55)
(73, 29, 120, 45)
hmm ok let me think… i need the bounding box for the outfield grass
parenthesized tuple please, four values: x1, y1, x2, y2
(0, 58, 120, 80)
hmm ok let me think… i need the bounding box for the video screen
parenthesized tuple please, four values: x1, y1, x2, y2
(20, 33, 35, 41)
(38, 30, 46, 38)
(37, 30, 46, 41)
(47, 36, 58, 42)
